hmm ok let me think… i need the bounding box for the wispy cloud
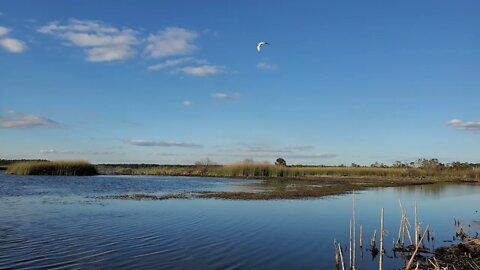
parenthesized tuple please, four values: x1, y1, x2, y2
(124, 139, 202, 148)
(176, 65, 222, 76)
(287, 153, 337, 159)
(256, 61, 277, 70)
(241, 145, 314, 153)
(147, 57, 207, 71)
(147, 152, 177, 156)
(220, 153, 336, 159)
(38, 19, 138, 62)
(148, 57, 193, 71)
(211, 92, 240, 99)
(145, 27, 197, 58)
(448, 119, 480, 131)
(0, 26, 9, 36)
(183, 100, 193, 107)
(0, 110, 59, 128)
(0, 26, 27, 53)
(40, 149, 114, 155)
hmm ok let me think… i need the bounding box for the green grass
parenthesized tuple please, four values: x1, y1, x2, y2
(6, 161, 98, 176)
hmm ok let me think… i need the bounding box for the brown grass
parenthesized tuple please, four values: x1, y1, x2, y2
(98, 162, 480, 182)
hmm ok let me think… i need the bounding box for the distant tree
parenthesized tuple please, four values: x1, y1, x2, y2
(392, 161, 410, 168)
(371, 162, 379, 168)
(351, 163, 360, 167)
(194, 158, 217, 166)
(415, 158, 444, 169)
(275, 158, 287, 167)
(194, 158, 217, 175)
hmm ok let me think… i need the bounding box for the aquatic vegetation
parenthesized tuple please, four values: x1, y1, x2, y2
(6, 161, 98, 176)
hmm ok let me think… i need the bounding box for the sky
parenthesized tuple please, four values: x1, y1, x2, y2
(1, 0, 479, 165)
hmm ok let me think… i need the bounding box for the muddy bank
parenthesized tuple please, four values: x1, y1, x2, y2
(196, 176, 439, 200)
(432, 239, 480, 269)
(97, 192, 193, 200)
(98, 177, 446, 201)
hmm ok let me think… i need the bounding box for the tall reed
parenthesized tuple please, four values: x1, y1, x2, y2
(6, 161, 97, 176)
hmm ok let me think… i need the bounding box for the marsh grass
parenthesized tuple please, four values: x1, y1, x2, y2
(7, 161, 98, 176)
(104, 162, 480, 181)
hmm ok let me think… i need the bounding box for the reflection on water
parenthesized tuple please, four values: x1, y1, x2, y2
(0, 172, 479, 269)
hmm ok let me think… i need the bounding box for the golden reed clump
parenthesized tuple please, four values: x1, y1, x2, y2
(6, 160, 97, 176)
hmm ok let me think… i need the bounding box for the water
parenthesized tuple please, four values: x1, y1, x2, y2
(0, 172, 479, 269)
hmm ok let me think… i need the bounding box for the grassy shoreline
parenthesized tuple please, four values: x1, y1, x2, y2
(4, 160, 479, 199)
(95, 162, 479, 199)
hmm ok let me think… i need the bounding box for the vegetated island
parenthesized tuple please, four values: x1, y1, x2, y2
(96, 158, 479, 200)
(3, 158, 479, 199)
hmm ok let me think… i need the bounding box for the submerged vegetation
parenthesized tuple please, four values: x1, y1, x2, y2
(6, 161, 98, 176)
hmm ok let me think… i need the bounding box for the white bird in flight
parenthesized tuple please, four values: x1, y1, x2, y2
(257, 41, 270, 52)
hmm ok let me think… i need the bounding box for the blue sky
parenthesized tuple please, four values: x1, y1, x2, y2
(1, 0, 479, 165)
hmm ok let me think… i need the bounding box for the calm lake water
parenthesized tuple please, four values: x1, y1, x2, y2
(1, 172, 479, 269)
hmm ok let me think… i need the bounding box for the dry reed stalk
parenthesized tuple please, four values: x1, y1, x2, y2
(379, 208, 384, 270)
(352, 190, 356, 270)
(402, 213, 406, 247)
(349, 220, 352, 269)
(338, 243, 346, 270)
(427, 258, 441, 270)
(371, 229, 377, 250)
(397, 211, 404, 246)
(359, 224, 363, 249)
(405, 225, 429, 270)
(414, 201, 418, 246)
(334, 240, 339, 268)
(403, 214, 414, 246)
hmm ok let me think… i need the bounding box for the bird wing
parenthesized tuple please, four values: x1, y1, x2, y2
(257, 41, 269, 52)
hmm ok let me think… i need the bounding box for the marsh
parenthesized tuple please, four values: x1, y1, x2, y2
(1, 172, 479, 269)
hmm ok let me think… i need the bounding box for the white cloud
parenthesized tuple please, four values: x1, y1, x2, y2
(87, 45, 135, 62)
(145, 27, 197, 58)
(0, 38, 27, 53)
(448, 119, 480, 131)
(40, 149, 114, 155)
(211, 92, 240, 99)
(38, 19, 138, 62)
(64, 32, 137, 47)
(0, 26, 9, 36)
(125, 139, 202, 148)
(0, 110, 58, 128)
(0, 26, 27, 53)
(256, 61, 277, 70)
(183, 100, 193, 107)
(176, 65, 221, 76)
